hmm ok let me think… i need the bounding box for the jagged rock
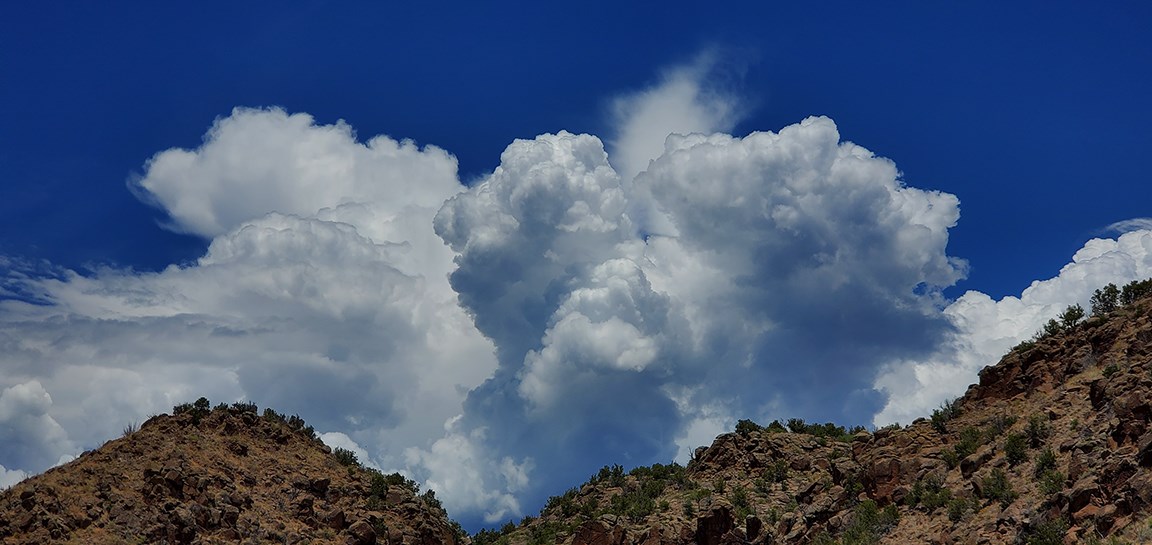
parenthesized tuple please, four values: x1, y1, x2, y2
(573, 519, 624, 545)
(0, 405, 461, 545)
(322, 508, 347, 530)
(345, 520, 376, 545)
(502, 295, 1152, 545)
(311, 477, 332, 495)
(695, 506, 735, 545)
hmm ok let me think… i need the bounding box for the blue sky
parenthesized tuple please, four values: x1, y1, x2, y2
(2, 1, 1151, 530)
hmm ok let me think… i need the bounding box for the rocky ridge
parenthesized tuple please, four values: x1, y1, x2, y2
(0, 401, 463, 545)
(487, 288, 1152, 544)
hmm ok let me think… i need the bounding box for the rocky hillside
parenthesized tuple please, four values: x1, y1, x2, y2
(484, 284, 1152, 544)
(0, 400, 464, 545)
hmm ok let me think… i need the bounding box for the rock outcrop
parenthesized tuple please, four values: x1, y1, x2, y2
(488, 293, 1152, 544)
(0, 403, 462, 545)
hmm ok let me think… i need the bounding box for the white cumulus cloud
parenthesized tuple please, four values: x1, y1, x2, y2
(874, 229, 1152, 425)
(3, 58, 1141, 533)
(0, 108, 496, 494)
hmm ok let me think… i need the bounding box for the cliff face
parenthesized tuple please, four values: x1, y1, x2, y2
(0, 404, 463, 545)
(492, 296, 1152, 544)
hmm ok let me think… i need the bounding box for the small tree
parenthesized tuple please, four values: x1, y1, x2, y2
(333, 447, 359, 467)
(1003, 433, 1027, 466)
(1090, 283, 1120, 316)
(1058, 304, 1084, 329)
(1120, 278, 1152, 306)
(931, 398, 960, 434)
(735, 419, 761, 436)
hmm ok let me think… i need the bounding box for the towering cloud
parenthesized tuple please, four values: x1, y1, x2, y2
(3, 63, 1150, 535)
(420, 102, 970, 523)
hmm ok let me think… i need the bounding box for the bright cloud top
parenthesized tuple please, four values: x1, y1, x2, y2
(0, 107, 497, 485)
(874, 229, 1152, 426)
(3, 64, 1152, 532)
(421, 108, 970, 521)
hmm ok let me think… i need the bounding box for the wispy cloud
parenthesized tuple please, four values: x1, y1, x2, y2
(1105, 217, 1152, 235)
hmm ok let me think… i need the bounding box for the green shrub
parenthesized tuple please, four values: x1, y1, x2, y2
(979, 468, 1016, 507)
(1041, 318, 1063, 338)
(600, 462, 686, 522)
(713, 477, 726, 493)
(526, 520, 563, 545)
(173, 396, 211, 425)
(421, 489, 443, 511)
(543, 487, 579, 517)
(1103, 364, 1119, 378)
(333, 447, 359, 467)
(1012, 339, 1037, 353)
(735, 419, 761, 436)
(840, 500, 899, 544)
(1003, 433, 1027, 466)
(1034, 448, 1057, 478)
(1023, 517, 1069, 545)
(986, 414, 1017, 438)
(944, 426, 982, 468)
(1059, 304, 1085, 329)
(1120, 278, 1152, 306)
(731, 485, 751, 520)
(1039, 470, 1065, 495)
(1026, 414, 1050, 448)
(906, 474, 951, 510)
(368, 470, 389, 499)
(942, 449, 960, 469)
(931, 398, 960, 434)
(946, 497, 973, 522)
(231, 401, 257, 414)
(1091, 284, 1120, 316)
(594, 464, 626, 488)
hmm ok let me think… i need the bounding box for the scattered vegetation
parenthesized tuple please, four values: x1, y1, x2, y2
(1026, 414, 1050, 448)
(906, 474, 951, 511)
(1021, 516, 1069, 545)
(172, 396, 212, 425)
(1120, 278, 1152, 306)
(730, 484, 752, 520)
(122, 421, 138, 437)
(979, 468, 1016, 507)
(333, 447, 359, 467)
(539, 461, 689, 525)
(1034, 447, 1057, 478)
(946, 497, 975, 522)
(1091, 284, 1121, 316)
(1011, 278, 1152, 354)
(756, 459, 790, 490)
(931, 398, 961, 434)
(1039, 470, 1065, 496)
(838, 499, 900, 544)
(526, 520, 565, 545)
(985, 414, 1017, 438)
(1003, 433, 1027, 466)
(733, 417, 865, 442)
(942, 426, 982, 468)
